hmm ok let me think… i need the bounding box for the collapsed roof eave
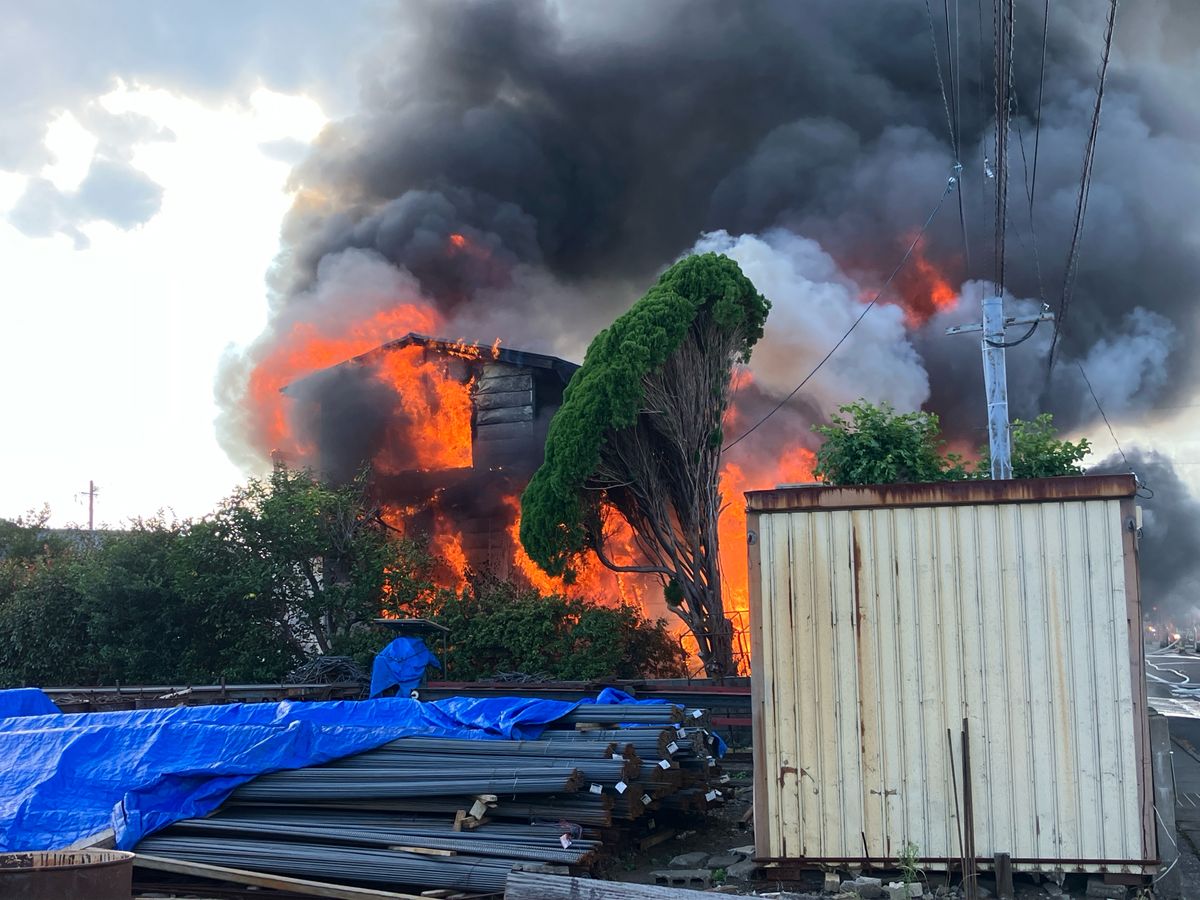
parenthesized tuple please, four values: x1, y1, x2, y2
(281, 332, 580, 394)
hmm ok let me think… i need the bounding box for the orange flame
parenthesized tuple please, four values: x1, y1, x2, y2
(506, 496, 652, 609)
(717, 445, 817, 672)
(891, 236, 958, 327)
(244, 258, 819, 673)
(248, 303, 441, 460)
(374, 345, 474, 473)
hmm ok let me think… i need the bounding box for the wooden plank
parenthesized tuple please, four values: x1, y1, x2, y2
(62, 828, 115, 850)
(475, 374, 532, 394)
(133, 854, 429, 900)
(994, 852, 1014, 899)
(476, 405, 534, 425)
(388, 846, 455, 856)
(505, 870, 716, 899)
(475, 389, 533, 410)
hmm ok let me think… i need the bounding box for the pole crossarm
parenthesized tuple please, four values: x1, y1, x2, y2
(943, 301, 1054, 480)
(944, 310, 1053, 336)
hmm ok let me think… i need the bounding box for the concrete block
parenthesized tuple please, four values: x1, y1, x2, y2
(886, 884, 924, 900)
(725, 858, 758, 882)
(1084, 882, 1126, 900)
(653, 868, 712, 888)
(668, 851, 709, 868)
(730, 844, 756, 858)
(707, 852, 744, 868)
(853, 876, 884, 898)
(824, 872, 843, 892)
(1041, 884, 1064, 898)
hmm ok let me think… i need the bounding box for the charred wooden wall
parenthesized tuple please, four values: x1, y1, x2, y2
(459, 361, 567, 577)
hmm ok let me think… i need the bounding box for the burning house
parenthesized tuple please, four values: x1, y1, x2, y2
(284, 332, 584, 583)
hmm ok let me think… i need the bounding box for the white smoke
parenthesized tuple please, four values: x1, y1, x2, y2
(693, 228, 931, 414)
(1068, 308, 1177, 415)
(271, 248, 429, 333)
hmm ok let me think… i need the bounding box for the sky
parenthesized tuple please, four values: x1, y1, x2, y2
(0, 2, 378, 526)
(3, 1, 1200, 529)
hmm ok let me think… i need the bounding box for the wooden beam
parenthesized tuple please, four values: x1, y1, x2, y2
(133, 854, 429, 900)
(387, 846, 455, 856)
(62, 828, 115, 850)
(505, 870, 717, 899)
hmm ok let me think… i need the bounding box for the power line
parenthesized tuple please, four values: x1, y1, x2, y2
(1013, 104, 1048, 305)
(1030, 0, 1050, 215)
(1047, 0, 1119, 375)
(942, 0, 960, 155)
(926, 0, 957, 151)
(992, 0, 1015, 294)
(723, 176, 958, 452)
(1077, 361, 1130, 471)
(925, 0, 972, 279)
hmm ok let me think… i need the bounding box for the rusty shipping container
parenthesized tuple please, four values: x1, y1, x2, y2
(746, 474, 1155, 875)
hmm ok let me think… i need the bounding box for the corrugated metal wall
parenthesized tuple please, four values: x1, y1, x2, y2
(749, 494, 1152, 871)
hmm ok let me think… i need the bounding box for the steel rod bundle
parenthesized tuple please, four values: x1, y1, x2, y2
(136, 835, 518, 893)
(135, 698, 727, 896)
(381, 736, 623, 758)
(323, 750, 637, 782)
(167, 816, 596, 864)
(551, 704, 684, 724)
(232, 764, 582, 801)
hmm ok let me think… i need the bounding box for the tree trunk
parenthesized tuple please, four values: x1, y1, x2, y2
(590, 316, 744, 678)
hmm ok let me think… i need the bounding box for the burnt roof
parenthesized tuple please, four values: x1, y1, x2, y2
(283, 332, 579, 393)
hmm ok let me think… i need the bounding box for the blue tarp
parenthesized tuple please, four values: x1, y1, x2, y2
(0, 688, 58, 718)
(0, 688, 721, 853)
(369, 637, 441, 697)
(0, 694, 583, 852)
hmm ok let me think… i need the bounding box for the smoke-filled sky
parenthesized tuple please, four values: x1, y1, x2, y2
(3, 0, 1200, 610)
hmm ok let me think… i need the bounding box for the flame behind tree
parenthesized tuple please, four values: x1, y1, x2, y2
(519, 253, 770, 677)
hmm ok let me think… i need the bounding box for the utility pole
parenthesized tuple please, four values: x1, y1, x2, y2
(946, 300, 1053, 479)
(83, 480, 98, 532)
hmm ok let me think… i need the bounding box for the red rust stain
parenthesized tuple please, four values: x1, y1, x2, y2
(779, 765, 798, 787)
(851, 527, 864, 640)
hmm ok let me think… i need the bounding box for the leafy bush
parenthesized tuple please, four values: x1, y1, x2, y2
(814, 401, 967, 484)
(814, 401, 1090, 484)
(1006, 413, 1090, 478)
(421, 577, 687, 681)
(0, 472, 688, 687)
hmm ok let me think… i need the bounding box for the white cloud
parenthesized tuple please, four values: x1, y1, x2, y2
(0, 83, 327, 526)
(40, 111, 97, 190)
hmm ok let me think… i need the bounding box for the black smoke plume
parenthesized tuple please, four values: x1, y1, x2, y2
(216, 0, 1200, 606)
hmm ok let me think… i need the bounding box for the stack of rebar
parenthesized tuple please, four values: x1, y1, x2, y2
(134, 699, 729, 895)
